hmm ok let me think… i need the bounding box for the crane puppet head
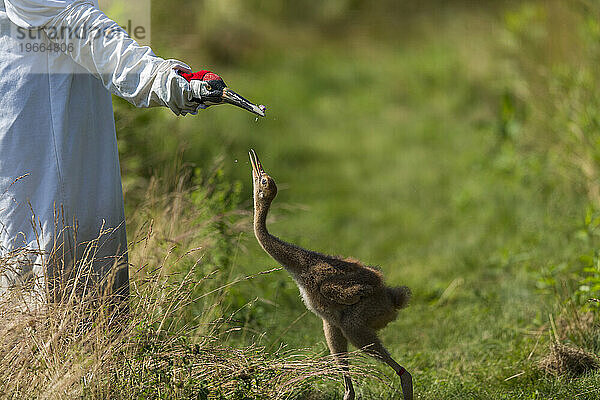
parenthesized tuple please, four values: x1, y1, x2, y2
(180, 70, 266, 117)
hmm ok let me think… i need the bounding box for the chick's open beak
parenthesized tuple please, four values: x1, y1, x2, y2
(223, 88, 266, 117)
(249, 149, 265, 180)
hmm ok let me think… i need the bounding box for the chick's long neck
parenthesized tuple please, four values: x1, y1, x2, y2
(253, 198, 312, 276)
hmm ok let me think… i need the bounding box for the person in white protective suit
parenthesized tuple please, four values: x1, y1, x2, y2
(0, 0, 265, 305)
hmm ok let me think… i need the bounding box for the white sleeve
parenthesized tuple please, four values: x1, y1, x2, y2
(4, 0, 201, 115)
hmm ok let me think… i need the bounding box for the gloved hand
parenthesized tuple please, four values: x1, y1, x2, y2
(178, 70, 224, 107)
(151, 63, 205, 116)
(154, 69, 227, 115)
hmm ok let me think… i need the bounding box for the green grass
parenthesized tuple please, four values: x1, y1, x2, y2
(109, 3, 600, 399)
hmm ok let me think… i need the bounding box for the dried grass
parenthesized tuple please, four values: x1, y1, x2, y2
(0, 264, 380, 399)
(539, 343, 600, 377)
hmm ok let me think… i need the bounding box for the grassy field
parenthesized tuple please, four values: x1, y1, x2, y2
(4, 1, 599, 399)
(112, 1, 600, 399)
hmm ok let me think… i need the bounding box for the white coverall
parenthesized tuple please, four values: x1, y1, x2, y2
(0, 0, 199, 301)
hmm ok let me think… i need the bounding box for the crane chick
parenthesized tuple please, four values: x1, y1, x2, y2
(249, 149, 413, 400)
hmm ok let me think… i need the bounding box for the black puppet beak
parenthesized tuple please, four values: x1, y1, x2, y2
(249, 149, 265, 180)
(222, 87, 266, 117)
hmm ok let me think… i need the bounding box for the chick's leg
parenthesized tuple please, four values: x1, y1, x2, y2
(323, 320, 355, 400)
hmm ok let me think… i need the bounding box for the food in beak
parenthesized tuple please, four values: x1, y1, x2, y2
(223, 88, 266, 117)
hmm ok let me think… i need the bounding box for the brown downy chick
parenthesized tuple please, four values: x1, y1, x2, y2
(249, 149, 413, 400)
